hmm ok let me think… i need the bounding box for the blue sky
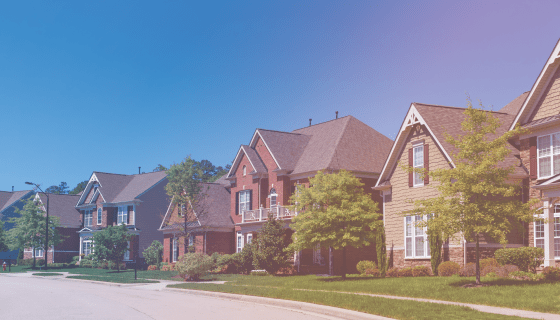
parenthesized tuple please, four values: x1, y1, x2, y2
(1, 1, 559, 192)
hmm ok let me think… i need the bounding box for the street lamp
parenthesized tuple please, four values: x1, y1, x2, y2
(25, 182, 49, 270)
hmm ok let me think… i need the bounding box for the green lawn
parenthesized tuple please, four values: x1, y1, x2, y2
(33, 273, 63, 276)
(66, 274, 158, 284)
(0, 265, 29, 273)
(170, 282, 531, 320)
(170, 274, 560, 315)
(7, 266, 181, 282)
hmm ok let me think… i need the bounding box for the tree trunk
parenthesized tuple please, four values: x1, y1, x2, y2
(475, 234, 480, 285)
(329, 246, 333, 276)
(342, 246, 347, 279)
(33, 255, 36, 268)
(117, 260, 120, 273)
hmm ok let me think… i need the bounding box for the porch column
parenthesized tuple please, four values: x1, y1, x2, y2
(79, 236, 83, 261)
(544, 199, 555, 266)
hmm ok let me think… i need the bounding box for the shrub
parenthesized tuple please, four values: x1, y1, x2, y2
(252, 214, 290, 274)
(277, 265, 297, 275)
(46, 263, 65, 268)
(161, 263, 175, 271)
(239, 243, 254, 274)
(510, 270, 543, 281)
(479, 258, 500, 270)
(175, 253, 214, 280)
(215, 254, 241, 273)
(365, 268, 381, 277)
(542, 266, 560, 281)
(386, 268, 400, 277)
(438, 261, 460, 276)
(147, 265, 158, 271)
(250, 270, 269, 276)
(482, 264, 518, 277)
(459, 263, 476, 277)
(79, 259, 93, 268)
(412, 265, 431, 277)
(143, 240, 164, 267)
(495, 247, 544, 273)
(399, 267, 413, 277)
(356, 260, 376, 275)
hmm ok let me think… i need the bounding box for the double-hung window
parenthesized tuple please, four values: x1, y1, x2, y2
(97, 208, 102, 225)
(117, 206, 128, 225)
(188, 234, 194, 247)
(82, 238, 92, 257)
(247, 233, 253, 244)
(555, 205, 560, 258)
(413, 144, 424, 186)
(269, 188, 277, 207)
(237, 231, 243, 253)
(84, 210, 92, 227)
(124, 241, 130, 260)
(239, 190, 251, 214)
(34, 247, 44, 258)
(534, 219, 545, 250)
(405, 215, 430, 258)
(537, 133, 560, 178)
(172, 237, 179, 262)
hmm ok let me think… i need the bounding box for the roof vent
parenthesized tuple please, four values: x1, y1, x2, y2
(336, 111, 338, 119)
(309, 118, 312, 126)
(138, 167, 141, 174)
(12, 186, 14, 192)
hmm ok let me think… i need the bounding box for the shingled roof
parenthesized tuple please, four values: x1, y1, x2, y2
(0, 190, 33, 213)
(37, 193, 81, 228)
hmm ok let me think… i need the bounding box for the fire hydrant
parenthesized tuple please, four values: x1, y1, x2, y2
(2, 261, 6, 271)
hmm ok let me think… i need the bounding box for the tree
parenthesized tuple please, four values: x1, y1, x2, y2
(7, 198, 63, 267)
(376, 225, 387, 277)
(69, 181, 88, 195)
(153, 164, 168, 172)
(45, 182, 69, 194)
(288, 170, 382, 279)
(0, 221, 8, 253)
(253, 213, 290, 274)
(405, 99, 537, 284)
(92, 224, 133, 272)
(143, 240, 163, 267)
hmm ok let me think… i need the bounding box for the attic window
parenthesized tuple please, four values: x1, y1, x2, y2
(243, 165, 247, 176)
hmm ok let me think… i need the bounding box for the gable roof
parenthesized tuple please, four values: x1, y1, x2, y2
(36, 193, 81, 228)
(251, 129, 310, 171)
(0, 190, 34, 214)
(498, 91, 529, 116)
(376, 99, 526, 186)
(510, 39, 560, 130)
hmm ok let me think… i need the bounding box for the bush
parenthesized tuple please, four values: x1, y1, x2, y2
(277, 266, 297, 275)
(147, 265, 158, 271)
(438, 261, 460, 276)
(250, 270, 269, 276)
(412, 265, 431, 277)
(356, 260, 376, 275)
(495, 247, 544, 273)
(46, 263, 65, 268)
(510, 270, 544, 281)
(239, 243, 254, 274)
(215, 254, 241, 273)
(542, 266, 560, 281)
(365, 268, 381, 277)
(398, 267, 413, 277)
(79, 259, 93, 268)
(480, 258, 500, 270)
(482, 264, 518, 277)
(386, 268, 400, 277)
(252, 215, 290, 274)
(459, 263, 476, 277)
(161, 263, 175, 271)
(175, 253, 214, 280)
(143, 240, 164, 267)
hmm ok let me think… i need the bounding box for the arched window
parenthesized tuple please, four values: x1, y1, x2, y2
(269, 188, 277, 207)
(243, 165, 247, 176)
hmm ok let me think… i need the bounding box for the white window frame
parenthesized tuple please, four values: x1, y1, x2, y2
(188, 234, 194, 247)
(124, 241, 130, 261)
(239, 190, 251, 214)
(534, 210, 545, 250)
(269, 188, 278, 207)
(97, 208, 102, 225)
(82, 238, 92, 257)
(246, 233, 252, 244)
(33, 247, 44, 258)
(117, 206, 128, 225)
(537, 133, 560, 179)
(172, 237, 178, 262)
(84, 209, 92, 227)
(242, 165, 247, 176)
(413, 144, 424, 186)
(554, 205, 560, 258)
(404, 215, 430, 258)
(237, 231, 243, 253)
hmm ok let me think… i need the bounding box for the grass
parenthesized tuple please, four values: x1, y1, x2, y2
(0, 265, 29, 273)
(169, 274, 560, 314)
(66, 274, 158, 284)
(32, 273, 63, 276)
(169, 282, 531, 320)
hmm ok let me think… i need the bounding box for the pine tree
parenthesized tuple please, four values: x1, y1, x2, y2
(253, 213, 290, 274)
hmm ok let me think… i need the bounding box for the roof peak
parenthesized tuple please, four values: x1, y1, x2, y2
(94, 171, 165, 177)
(413, 102, 510, 115)
(292, 115, 352, 131)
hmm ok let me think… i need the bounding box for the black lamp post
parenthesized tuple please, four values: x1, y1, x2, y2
(25, 182, 49, 270)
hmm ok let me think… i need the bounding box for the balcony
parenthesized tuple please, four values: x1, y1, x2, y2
(241, 205, 297, 223)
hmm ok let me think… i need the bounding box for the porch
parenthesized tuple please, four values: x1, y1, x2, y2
(241, 205, 297, 223)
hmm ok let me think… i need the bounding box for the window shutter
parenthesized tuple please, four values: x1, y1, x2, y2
(424, 144, 429, 185)
(408, 148, 413, 187)
(248, 190, 253, 210)
(113, 208, 117, 224)
(235, 191, 240, 215)
(530, 137, 537, 179)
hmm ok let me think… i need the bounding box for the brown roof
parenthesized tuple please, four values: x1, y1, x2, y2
(241, 145, 267, 174)
(498, 92, 529, 116)
(0, 190, 34, 213)
(37, 193, 81, 228)
(256, 129, 310, 171)
(93, 171, 167, 203)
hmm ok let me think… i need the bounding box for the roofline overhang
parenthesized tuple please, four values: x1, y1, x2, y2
(372, 184, 392, 191)
(159, 226, 234, 233)
(250, 129, 282, 170)
(533, 183, 560, 190)
(101, 200, 143, 206)
(288, 169, 380, 181)
(520, 117, 560, 136)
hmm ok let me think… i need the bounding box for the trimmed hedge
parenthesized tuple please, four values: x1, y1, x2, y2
(542, 266, 560, 281)
(438, 261, 460, 276)
(356, 260, 376, 275)
(495, 247, 544, 273)
(412, 265, 431, 277)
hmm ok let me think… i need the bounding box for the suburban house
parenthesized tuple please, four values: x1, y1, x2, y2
(0, 189, 35, 232)
(225, 115, 392, 274)
(75, 171, 169, 264)
(159, 176, 233, 263)
(373, 94, 529, 269)
(22, 193, 81, 264)
(508, 39, 560, 268)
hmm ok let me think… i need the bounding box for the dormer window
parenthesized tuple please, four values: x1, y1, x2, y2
(243, 165, 247, 176)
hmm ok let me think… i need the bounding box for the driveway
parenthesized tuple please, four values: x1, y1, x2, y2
(0, 275, 347, 320)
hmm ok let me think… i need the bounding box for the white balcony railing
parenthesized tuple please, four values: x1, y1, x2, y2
(241, 205, 297, 223)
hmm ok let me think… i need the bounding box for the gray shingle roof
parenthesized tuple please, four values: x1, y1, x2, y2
(0, 190, 33, 213)
(93, 171, 167, 203)
(256, 129, 310, 171)
(240, 145, 267, 174)
(37, 193, 81, 228)
(498, 92, 529, 116)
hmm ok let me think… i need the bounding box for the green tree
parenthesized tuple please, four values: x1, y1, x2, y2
(69, 181, 88, 195)
(143, 240, 163, 267)
(376, 225, 387, 277)
(0, 221, 8, 252)
(92, 224, 133, 273)
(405, 99, 537, 284)
(253, 213, 290, 274)
(153, 164, 168, 172)
(7, 198, 63, 267)
(45, 182, 69, 194)
(288, 170, 382, 279)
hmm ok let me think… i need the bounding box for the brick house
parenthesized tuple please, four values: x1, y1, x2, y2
(22, 193, 81, 264)
(373, 96, 529, 270)
(159, 177, 233, 263)
(0, 189, 34, 263)
(226, 115, 392, 274)
(508, 39, 560, 267)
(75, 171, 169, 264)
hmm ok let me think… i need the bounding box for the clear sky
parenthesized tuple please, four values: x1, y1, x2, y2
(1, 1, 559, 192)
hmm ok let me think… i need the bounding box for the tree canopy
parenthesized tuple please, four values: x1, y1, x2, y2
(288, 170, 381, 278)
(45, 182, 69, 194)
(69, 181, 88, 195)
(405, 98, 538, 284)
(0, 221, 8, 253)
(253, 213, 290, 274)
(92, 224, 133, 272)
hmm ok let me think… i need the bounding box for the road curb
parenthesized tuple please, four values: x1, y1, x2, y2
(60, 277, 157, 287)
(164, 287, 394, 320)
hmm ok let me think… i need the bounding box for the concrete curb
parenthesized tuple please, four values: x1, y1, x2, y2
(60, 277, 158, 287)
(164, 287, 394, 320)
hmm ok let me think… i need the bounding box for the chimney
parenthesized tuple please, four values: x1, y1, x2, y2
(12, 186, 14, 192)
(138, 167, 141, 174)
(309, 118, 312, 127)
(336, 111, 338, 119)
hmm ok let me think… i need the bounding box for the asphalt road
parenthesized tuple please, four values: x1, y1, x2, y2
(0, 275, 343, 320)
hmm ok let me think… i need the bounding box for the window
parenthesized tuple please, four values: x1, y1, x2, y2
(34, 247, 44, 258)
(188, 234, 194, 247)
(124, 241, 130, 260)
(405, 215, 430, 258)
(239, 190, 251, 214)
(247, 233, 252, 244)
(179, 204, 186, 217)
(243, 165, 247, 176)
(172, 237, 178, 262)
(82, 238, 92, 257)
(534, 220, 545, 250)
(537, 133, 560, 178)
(555, 205, 560, 258)
(117, 206, 128, 225)
(413, 145, 424, 186)
(269, 188, 277, 207)
(84, 209, 92, 227)
(97, 208, 102, 225)
(237, 232, 243, 253)
(92, 184, 99, 195)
